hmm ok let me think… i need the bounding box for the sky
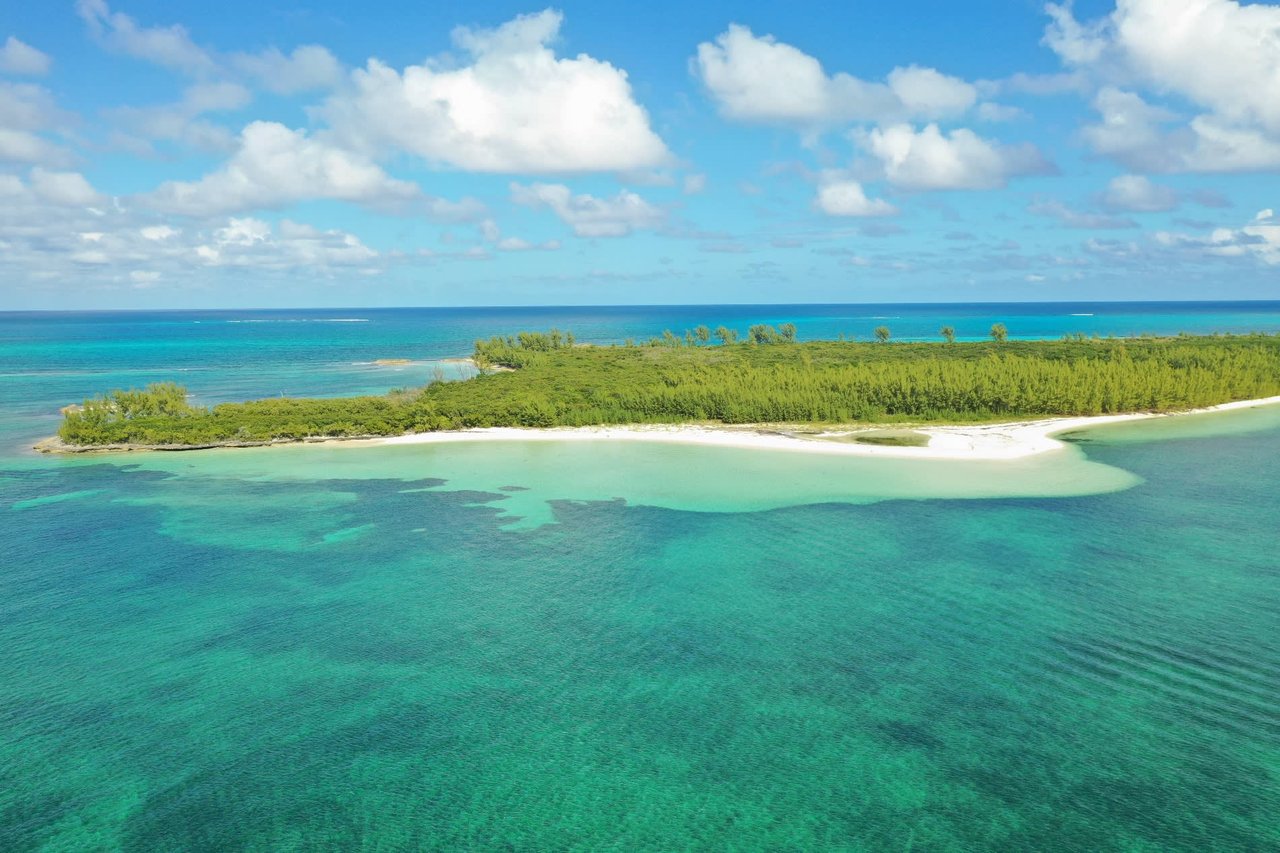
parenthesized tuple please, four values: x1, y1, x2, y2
(1, 0, 1279, 309)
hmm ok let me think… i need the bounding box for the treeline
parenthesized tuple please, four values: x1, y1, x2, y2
(56, 333, 1280, 446)
(474, 324, 803, 368)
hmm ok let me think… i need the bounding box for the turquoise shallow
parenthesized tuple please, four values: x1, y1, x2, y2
(2, 304, 1279, 850)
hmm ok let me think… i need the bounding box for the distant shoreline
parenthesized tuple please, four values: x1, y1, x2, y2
(35, 396, 1280, 460)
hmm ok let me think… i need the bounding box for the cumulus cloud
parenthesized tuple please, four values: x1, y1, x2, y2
(1155, 209, 1280, 265)
(0, 37, 52, 75)
(1081, 87, 1280, 173)
(693, 24, 977, 124)
(142, 121, 432, 216)
(320, 10, 670, 173)
(858, 123, 1053, 190)
(511, 182, 665, 237)
(814, 179, 896, 217)
(1100, 174, 1178, 212)
(1079, 87, 1179, 170)
(1047, 0, 1280, 172)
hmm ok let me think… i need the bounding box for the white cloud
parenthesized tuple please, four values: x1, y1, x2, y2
(497, 236, 559, 252)
(142, 121, 426, 215)
(1047, 0, 1280, 173)
(511, 182, 665, 237)
(29, 168, 103, 207)
(320, 10, 670, 173)
(0, 168, 100, 209)
(1079, 87, 1179, 170)
(0, 129, 69, 166)
(0, 82, 71, 140)
(0, 37, 52, 75)
(77, 0, 215, 75)
(1042, 2, 1109, 66)
(859, 123, 1052, 190)
(0, 82, 73, 165)
(887, 66, 977, 119)
(1155, 209, 1280, 265)
(1181, 115, 1280, 172)
(693, 24, 976, 125)
(0, 170, 384, 290)
(814, 179, 896, 217)
(1101, 174, 1178, 212)
(140, 224, 179, 241)
(195, 218, 378, 269)
(1081, 87, 1280, 173)
(230, 45, 342, 94)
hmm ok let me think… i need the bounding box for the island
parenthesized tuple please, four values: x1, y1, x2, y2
(39, 326, 1280, 456)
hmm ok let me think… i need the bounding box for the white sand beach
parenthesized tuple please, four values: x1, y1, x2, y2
(365, 395, 1280, 461)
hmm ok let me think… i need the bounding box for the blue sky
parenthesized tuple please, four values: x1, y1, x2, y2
(1, 0, 1278, 308)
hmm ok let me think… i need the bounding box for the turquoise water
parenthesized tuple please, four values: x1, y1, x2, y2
(2, 304, 1279, 850)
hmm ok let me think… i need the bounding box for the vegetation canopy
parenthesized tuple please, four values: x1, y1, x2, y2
(57, 331, 1280, 447)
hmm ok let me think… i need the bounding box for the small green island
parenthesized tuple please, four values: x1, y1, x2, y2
(46, 326, 1280, 451)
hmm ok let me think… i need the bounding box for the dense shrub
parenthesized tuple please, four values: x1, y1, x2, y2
(58, 333, 1280, 446)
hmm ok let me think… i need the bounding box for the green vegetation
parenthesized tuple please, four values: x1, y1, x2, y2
(56, 332, 1280, 447)
(940, 326, 956, 344)
(874, 326, 892, 343)
(991, 323, 1009, 343)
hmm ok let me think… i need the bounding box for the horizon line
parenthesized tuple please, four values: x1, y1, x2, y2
(6, 298, 1280, 314)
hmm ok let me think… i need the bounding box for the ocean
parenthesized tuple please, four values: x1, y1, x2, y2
(2, 302, 1279, 850)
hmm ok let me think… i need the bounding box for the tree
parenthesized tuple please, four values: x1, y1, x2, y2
(874, 325, 891, 343)
(714, 326, 738, 345)
(940, 326, 956, 344)
(695, 325, 711, 344)
(749, 324, 780, 344)
(779, 322, 798, 343)
(661, 329, 679, 347)
(990, 323, 1008, 343)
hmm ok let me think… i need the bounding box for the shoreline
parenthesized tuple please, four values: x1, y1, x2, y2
(35, 395, 1280, 461)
